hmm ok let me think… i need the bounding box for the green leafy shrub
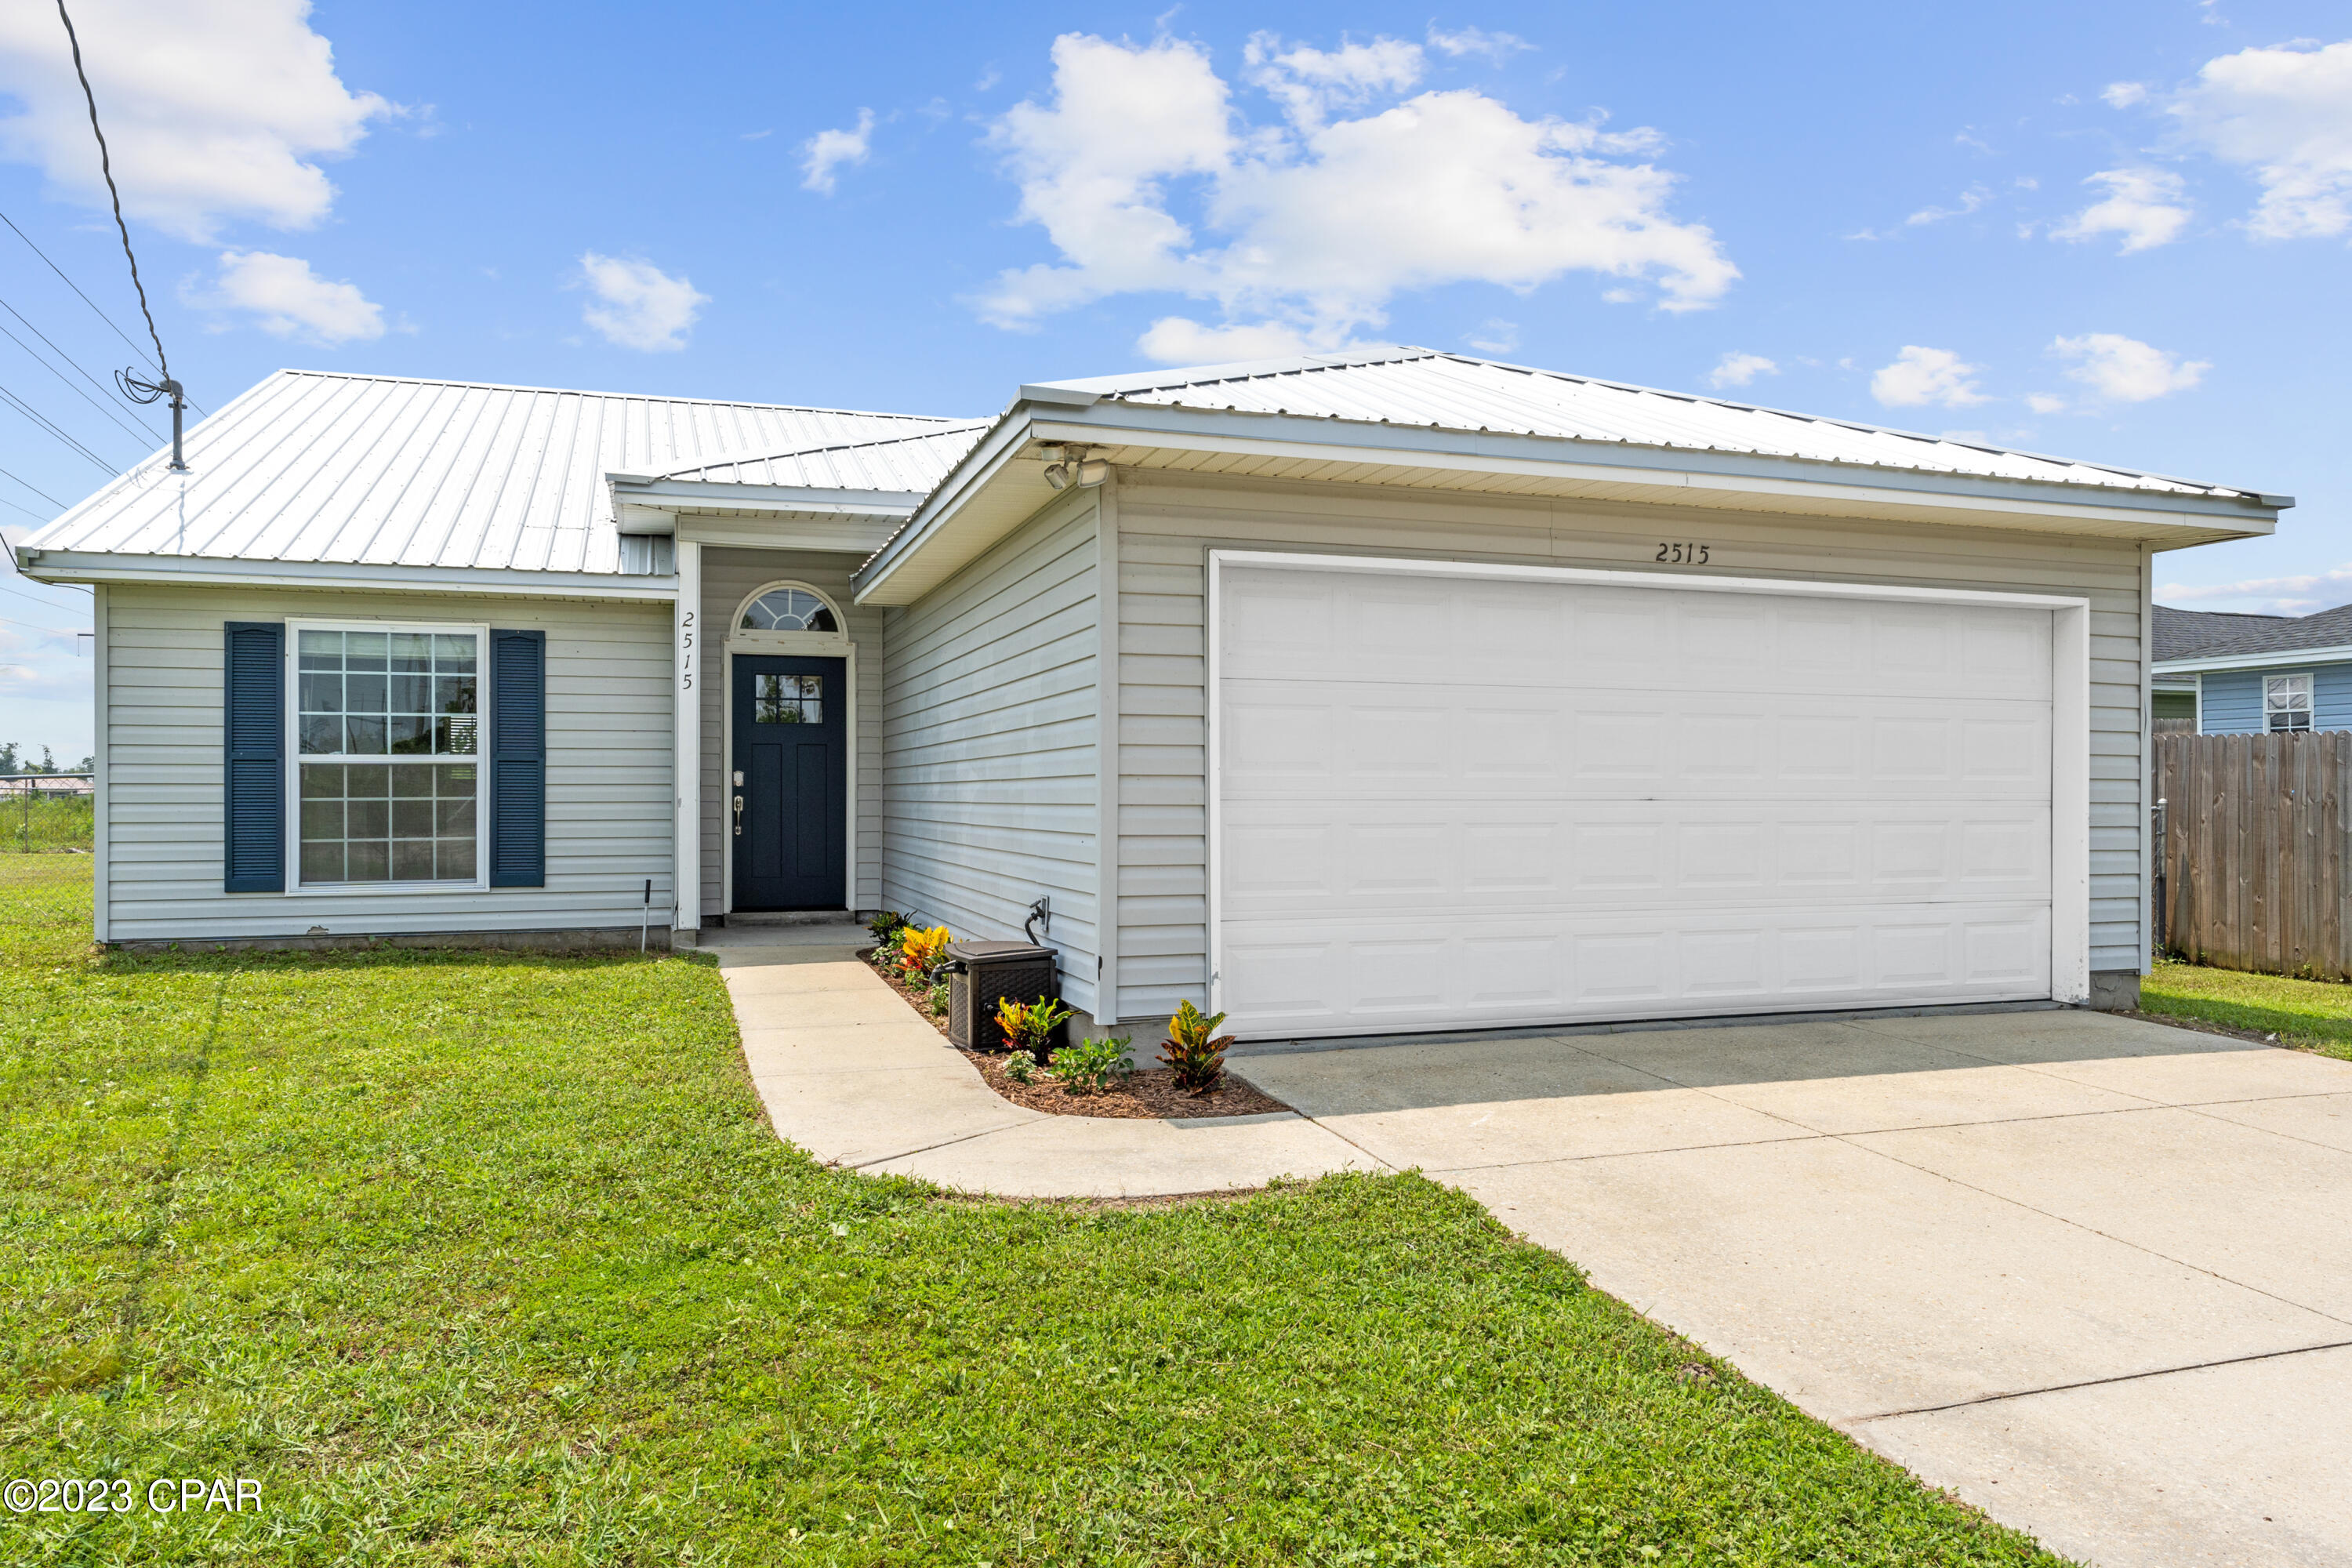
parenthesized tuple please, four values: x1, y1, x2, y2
(1001, 1050, 1039, 1083)
(865, 909, 907, 943)
(1160, 1000, 1234, 1094)
(926, 982, 949, 1018)
(993, 995, 1073, 1055)
(1050, 1036, 1133, 1094)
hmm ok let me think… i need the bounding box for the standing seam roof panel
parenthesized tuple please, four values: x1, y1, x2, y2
(21, 370, 974, 575)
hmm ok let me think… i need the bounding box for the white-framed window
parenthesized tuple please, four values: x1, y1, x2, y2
(739, 586, 838, 633)
(2265, 672, 2314, 733)
(727, 581, 850, 654)
(288, 620, 490, 889)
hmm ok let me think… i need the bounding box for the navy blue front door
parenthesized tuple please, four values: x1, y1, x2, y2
(731, 655, 846, 910)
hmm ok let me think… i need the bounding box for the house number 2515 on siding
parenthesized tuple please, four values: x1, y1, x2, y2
(679, 609, 695, 690)
(1656, 542, 1711, 564)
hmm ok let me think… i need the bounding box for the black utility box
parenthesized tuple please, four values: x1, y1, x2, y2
(944, 941, 1063, 1052)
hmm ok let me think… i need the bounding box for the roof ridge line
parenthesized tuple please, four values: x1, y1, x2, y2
(650, 419, 993, 478)
(1413, 350, 2249, 496)
(1034, 343, 1436, 400)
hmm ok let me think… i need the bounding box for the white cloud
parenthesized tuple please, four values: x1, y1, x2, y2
(1426, 25, 1533, 64)
(2102, 82, 2150, 108)
(1906, 184, 1991, 225)
(1466, 318, 1518, 353)
(1706, 350, 1777, 389)
(1870, 346, 1989, 408)
(1134, 317, 1317, 363)
(185, 249, 383, 343)
(2050, 168, 2194, 252)
(2027, 391, 2068, 414)
(2158, 564, 2352, 615)
(800, 108, 875, 194)
(2050, 332, 2209, 401)
(978, 32, 1737, 360)
(578, 253, 707, 351)
(0, 0, 392, 241)
(1245, 33, 1425, 129)
(2168, 40, 2352, 239)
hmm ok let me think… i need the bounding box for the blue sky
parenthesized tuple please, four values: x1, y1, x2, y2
(2, 0, 2347, 757)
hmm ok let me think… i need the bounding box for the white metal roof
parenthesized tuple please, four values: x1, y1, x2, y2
(643, 420, 989, 493)
(1027, 347, 2267, 502)
(23, 370, 971, 575)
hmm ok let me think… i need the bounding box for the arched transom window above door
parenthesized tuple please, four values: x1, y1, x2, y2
(739, 586, 838, 633)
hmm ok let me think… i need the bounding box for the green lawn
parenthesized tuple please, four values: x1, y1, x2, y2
(2142, 960, 2352, 1062)
(2, 855, 2063, 1566)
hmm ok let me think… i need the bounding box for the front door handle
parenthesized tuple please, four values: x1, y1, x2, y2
(732, 793, 744, 837)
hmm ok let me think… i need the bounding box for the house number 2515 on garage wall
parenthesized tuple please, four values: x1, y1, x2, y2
(1656, 542, 1711, 564)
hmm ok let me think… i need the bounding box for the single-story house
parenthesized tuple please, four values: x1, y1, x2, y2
(2154, 602, 2352, 733)
(16, 348, 2288, 1037)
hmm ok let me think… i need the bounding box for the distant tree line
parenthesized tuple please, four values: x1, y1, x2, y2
(1, 742, 94, 774)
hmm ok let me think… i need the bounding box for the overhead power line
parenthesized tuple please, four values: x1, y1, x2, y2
(1, 579, 93, 625)
(0, 464, 64, 510)
(0, 307, 161, 448)
(0, 289, 163, 426)
(0, 208, 176, 393)
(55, 0, 189, 470)
(0, 377, 120, 473)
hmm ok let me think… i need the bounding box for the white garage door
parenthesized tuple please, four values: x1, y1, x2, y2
(1214, 559, 2056, 1039)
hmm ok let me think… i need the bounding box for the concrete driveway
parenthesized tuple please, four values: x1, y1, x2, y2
(1235, 1007, 2352, 1568)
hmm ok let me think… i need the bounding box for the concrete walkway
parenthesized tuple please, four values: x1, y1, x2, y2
(709, 926, 2352, 1566)
(706, 924, 1378, 1196)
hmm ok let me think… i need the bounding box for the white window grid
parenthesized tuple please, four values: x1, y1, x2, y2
(283, 619, 493, 893)
(2265, 672, 2314, 733)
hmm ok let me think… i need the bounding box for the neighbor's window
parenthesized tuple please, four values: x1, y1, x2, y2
(739, 587, 838, 633)
(2265, 673, 2314, 733)
(755, 672, 822, 724)
(296, 628, 481, 884)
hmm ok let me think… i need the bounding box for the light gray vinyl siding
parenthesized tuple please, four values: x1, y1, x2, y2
(697, 548, 882, 916)
(1110, 470, 2150, 1023)
(880, 492, 1102, 1012)
(100, 581, 672, 941)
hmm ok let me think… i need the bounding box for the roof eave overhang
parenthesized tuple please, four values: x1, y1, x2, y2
(851, 401, 2281, 607)
(608, 473, 924, 523)
(14, 549, 679, 601)
(2154, 646, 2352, 675)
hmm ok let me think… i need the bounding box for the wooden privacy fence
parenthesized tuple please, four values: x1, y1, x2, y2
(2155, 731, 2352, 979)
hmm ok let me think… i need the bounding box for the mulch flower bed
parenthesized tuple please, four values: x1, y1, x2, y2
(859, 949, 1293, 1121)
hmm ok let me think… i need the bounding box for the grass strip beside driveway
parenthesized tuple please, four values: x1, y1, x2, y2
(2141, 960, 2352, 1062)
(2, 857, 2064, 1565)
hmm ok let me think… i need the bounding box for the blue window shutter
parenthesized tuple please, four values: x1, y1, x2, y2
(488, 628, 546, 887)
(223, 621, 285, 892)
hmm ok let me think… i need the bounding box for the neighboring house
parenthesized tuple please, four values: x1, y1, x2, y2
(2154, 602, 2352, 734)
(16, 349, 2288, 1036)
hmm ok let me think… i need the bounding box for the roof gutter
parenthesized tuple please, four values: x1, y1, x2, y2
(851, 404, 1038, 599)
(2154, 645, 2352, 676)
(608, 472, 925, 518)
(1033, 401, 2284, 523)
(853, 397, 2284, 604)
(15, 548, 681, 601)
